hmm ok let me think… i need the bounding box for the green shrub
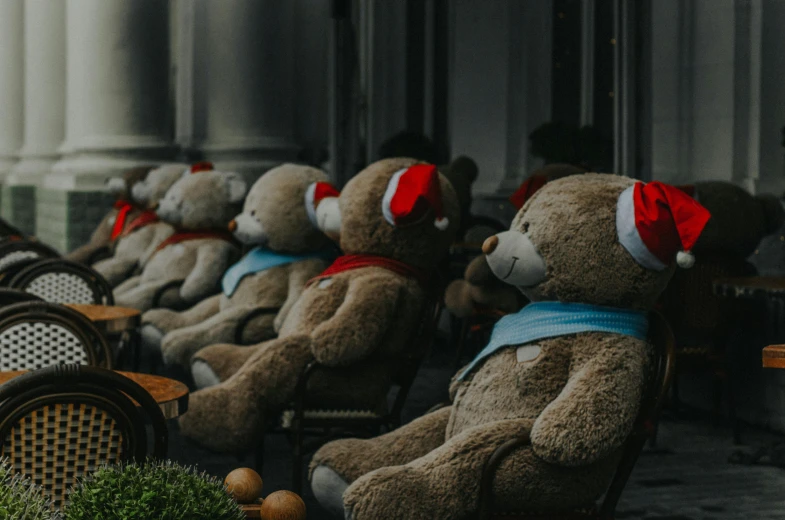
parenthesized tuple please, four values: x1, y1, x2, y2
(65, 460, 245, 520)
(0, 458, 56, 520)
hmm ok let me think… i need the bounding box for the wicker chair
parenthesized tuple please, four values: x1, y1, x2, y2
(257, 294, 445, 495)
(475, 311, 675, 520)
(656, 253, 755, 443)
(0, 364, 168, 510)
(0, 288, 43, 307)
(9, 258, 114, 305)
(0, 301, 112, 370)
(0, 240, 60, 287)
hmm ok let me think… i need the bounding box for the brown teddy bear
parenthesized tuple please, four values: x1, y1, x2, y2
(177, 158, 459, 454)
(113, 167, 246, 312)
(66, 165, 156, 263)
(91, 163, 191, 287)
(139, 164, 339, 370)
(308, 174, 710, 519)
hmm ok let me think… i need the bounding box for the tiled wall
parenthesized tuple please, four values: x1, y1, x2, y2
(1, 185, 36, 236)
(36, 188, 112, 253)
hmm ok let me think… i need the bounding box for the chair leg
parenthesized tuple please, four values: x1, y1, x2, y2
(255, 435, 265, 475)
(291, 421, 304, 495)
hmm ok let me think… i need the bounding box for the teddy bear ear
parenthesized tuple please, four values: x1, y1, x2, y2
(223, 171, 248, 204)
(382, 164, 449, 230)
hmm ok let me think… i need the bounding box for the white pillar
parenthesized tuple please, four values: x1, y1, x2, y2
(0, 0, 25, 178)
(39, 0, 173, 252)
(3, 0, 66, 234)
(181, 0, 300, 183)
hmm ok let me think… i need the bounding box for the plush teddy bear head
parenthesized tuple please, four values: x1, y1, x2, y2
(130, 163, 190, 210)
(323, 158, 460, 271)
(156, 169, 247, 230)
(486, 174, 710, 310)
(230, 163, 335, 253)
(106, 165, 157, 202)
(685, 181, 785, 258)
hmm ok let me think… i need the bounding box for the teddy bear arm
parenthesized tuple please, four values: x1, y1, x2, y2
(309, 278, 402, 367)
(274, 259, 328, 333)
(142, 294, 221, 332)
(179, 244, 236, 303)
(343, 417, 535, 520)
(464, 255, 494, 285)
(113, 274, 142, 295)
(310, 405, 451, 485)
(530, 343, 648, 467)
(92, 256, 138, 287)
(138, 225, 176, 266)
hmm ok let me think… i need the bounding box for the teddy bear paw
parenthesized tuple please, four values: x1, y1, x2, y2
(310, 465, 350, 518)
(139, 324, 164, 355)
(191, 359, 221, 389)
(344, 466, 434, 520)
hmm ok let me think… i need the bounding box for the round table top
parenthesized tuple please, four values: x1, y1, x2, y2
(713, 277, 785, 299)
(65, 304, 141, 333)
(0, 370, 188, 419)
(763, 345, 785, 369)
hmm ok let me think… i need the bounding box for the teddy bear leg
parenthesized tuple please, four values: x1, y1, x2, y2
(342, 417, 533, 520)
(310, 405, 452, 516)
(140, 296, 222, 356)
(92, 256, 138, 288)
(178, 334, 313, 454)
(113, 280, 162, 311)
(190, 341, 265, 389)
(160, 305, 255, 368)
(113, 275, 142, 297)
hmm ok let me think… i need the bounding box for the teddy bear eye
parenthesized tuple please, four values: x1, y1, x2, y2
(251, 210, 256, 216)
(522, 222, 530, 233)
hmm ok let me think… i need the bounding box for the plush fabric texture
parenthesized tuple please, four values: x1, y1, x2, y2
(91, 165, 187, 287)
(445, 255, 524, 319)
(66, 165, 155, 263)
(180, 157, 460, 454)
(309, 173, 678, 519)
(140, 164, 336, 369)
(113, 169, 246, 312)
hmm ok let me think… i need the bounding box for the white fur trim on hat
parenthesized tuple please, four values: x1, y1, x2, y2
(305, 182, 319, 228)
(616, 185, 668, 271)
(382, 168, 406, 227)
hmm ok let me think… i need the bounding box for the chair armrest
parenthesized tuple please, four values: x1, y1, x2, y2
(477, 435, 530, 520)
(234, 306, 281, 344)
(151, 280, 184, 308)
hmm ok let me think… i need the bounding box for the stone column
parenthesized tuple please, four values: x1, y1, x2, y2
(0, 0, 25, 204)
(39, 0, 174, 252)
(3, 0, 66, 235)
(180, 0, 301, 184)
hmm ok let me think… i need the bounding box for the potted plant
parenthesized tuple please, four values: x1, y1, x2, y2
(0, 458, 56, 520)
(65, 460, 245, 520)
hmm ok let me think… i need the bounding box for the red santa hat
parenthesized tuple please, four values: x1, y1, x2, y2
(616, 181, 711, 270)
(305, 181, 340, 227)
(189, 161, 214, 174)
(509, 174, 548, 209)
(382, 164, 449, 230)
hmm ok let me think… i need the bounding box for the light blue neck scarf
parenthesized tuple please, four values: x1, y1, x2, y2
(458, 301, 649, 381)
(222, 246, 335, 297)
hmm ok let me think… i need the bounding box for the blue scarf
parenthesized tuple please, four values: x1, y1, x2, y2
(222, 246, 335, 296)
(458, 301, 649, 381)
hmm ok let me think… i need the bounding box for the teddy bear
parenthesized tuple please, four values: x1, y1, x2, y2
(65, 165, 156, 264)
(138, 164, 339, 369)
(91, 163, 192, 287)
(308, 173, 711, 519)
(177, 158, 459, 454)
(113, 166, 247, 312)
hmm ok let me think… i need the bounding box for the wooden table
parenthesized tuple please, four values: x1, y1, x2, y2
(65, 303, 141, 334)
(0, 370, 188, 419)
(763, 345, 785, 368)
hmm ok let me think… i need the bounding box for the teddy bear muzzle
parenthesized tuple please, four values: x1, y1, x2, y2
(485, 230, 547, 289)
(131, 182, 150, 204)
(232, 213, 267, 245)
(106, 176, 127, 196)
(316, 197, 341, 241)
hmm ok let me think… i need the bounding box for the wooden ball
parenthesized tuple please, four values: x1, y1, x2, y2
(260, 490, 307, 520)
(224, 468, 263, 504)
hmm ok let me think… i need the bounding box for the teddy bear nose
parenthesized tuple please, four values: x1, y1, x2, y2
(228, 220, 237, 232)
(482, 235, 499, 255)
(152, 202, 159, 211)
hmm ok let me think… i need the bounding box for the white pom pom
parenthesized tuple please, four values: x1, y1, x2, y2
(676, 251, 695, 269)
(434, 217, 450, 231)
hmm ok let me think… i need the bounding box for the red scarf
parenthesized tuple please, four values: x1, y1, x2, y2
(110, 200, 135, 241)
(307, 254, 430, 288)
(153, 230, 237, 254)
(122, 210, 160, 237)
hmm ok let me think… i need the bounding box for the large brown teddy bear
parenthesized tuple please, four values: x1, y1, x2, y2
(309, 174, 710, 519)
(139, 164, 338, 370)
(66, 165, 156, 263)
(178, 158, 459, 454)
(92, 163, 191, 287)
(113, 168, 246, 312)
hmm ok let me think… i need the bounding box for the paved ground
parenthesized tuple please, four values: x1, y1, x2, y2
(166, 333, 785, 519)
